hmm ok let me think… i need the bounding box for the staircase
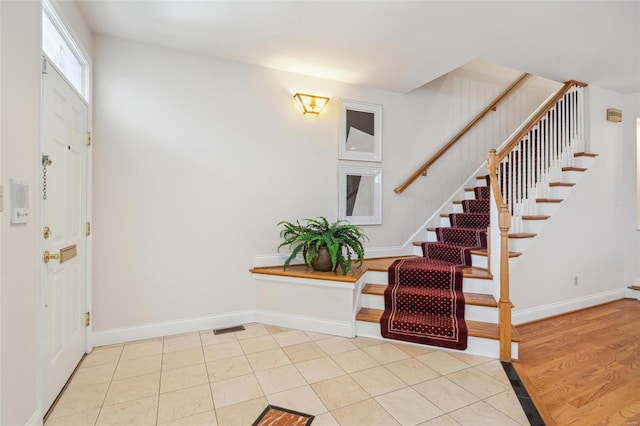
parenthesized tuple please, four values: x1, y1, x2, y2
(355, 80, 595, 360)
(355, 174, 520, 358)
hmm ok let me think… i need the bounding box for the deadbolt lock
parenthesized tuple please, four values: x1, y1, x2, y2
(43, 251, 60, 264)
(43, 226, 52, 239)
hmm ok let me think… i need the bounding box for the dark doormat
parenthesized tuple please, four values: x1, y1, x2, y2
(252, 405, 314, 426)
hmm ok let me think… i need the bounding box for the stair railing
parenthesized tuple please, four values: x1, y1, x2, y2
(394, 73, 530, 194)
(496, 80, 586, 230)
(487, 80, 587, 361)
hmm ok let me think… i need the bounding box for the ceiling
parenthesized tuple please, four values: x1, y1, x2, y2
(77, 1, 640, 94)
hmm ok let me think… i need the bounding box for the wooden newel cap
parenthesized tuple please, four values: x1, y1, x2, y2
(487, 149, 499, 172)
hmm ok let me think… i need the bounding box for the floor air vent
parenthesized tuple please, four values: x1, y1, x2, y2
(213, 325, 246, 335)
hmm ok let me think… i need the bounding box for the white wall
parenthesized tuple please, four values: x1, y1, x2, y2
(1, 2, 41, 424)
(0, 3, 3, 423)
(0, 1, 91, 423)
(91, 36, 554, 336)
(510, 85, 632, 321)
(625, 93, 640, 282)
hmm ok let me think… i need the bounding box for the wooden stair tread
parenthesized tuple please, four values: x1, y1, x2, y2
(549, 182, 575, 187)
(440, 213, 449, 218)
(522, 215, 550, 220)
(356, 308, 521, 341)
(562, 166, 587, 172)
(356, 307, 383, 323)
(536, 198, 563, 203)
(426, 227, 436, 232)
(362, 283, 387, 295)
(465, 292, 499, 307)
(574, 152, 598, 158)
(365, 257, 492, 279)
(453, 200, 462, 205)
(464, 187, 475, 192)
(469, 248, 522, 258)
(476, 175, 487, 180)
(628, 285, 640, 291)
(463, 267, 492, 279)
(509, 233, 536, 239)
(362, 284, 498, 307)
(466, 320, 522, 342)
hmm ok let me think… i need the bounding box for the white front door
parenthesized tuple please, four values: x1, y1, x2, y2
(41, 57, 89, 412)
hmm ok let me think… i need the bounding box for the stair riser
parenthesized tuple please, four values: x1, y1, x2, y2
(355, 320, 519, 359)
(367, 271, 390, 285)
(534, 202, 562, 216)
(561, 170, 587, 184)
(462, 277, 496, 296)
(508, 237, 535, 254)
(471, 254, 488, 269)
(360, 294, 498, 323)
(574, 156, 595, 169)
(548, 186, 573, 199)
(520, 220, 546, 235)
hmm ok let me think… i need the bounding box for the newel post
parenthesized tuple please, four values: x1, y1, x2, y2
(497, 203, 512, 361)
(487, 149, 513, 361)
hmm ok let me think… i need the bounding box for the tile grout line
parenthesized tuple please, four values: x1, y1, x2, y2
(94, 344, 125, 426)
(155, 337, 165, 426)
(286, 330, 333, 419)
(198, 331, 218, 426)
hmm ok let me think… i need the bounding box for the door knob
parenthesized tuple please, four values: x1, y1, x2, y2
(43, 251, 60, 264)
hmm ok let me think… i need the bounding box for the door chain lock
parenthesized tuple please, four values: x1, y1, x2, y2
(42, 155, 52, 201)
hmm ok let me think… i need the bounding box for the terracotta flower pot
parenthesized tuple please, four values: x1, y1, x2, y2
(310, 246, 333, 272)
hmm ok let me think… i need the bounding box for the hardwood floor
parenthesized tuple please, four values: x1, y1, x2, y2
(513, 299, 640, 425)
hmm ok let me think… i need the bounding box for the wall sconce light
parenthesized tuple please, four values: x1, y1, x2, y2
(293, 93, 330, 116)
(606, 108, 622, 123)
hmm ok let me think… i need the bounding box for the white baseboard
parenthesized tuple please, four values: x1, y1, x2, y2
(625, 287, 640, 300)
(255, 310, 354, 338)
(512, 289, 626, 325)
(92, 310, 255, 347)
(26, 408, 43, 426)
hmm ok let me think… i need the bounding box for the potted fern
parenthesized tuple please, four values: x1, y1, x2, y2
(277, 216, 368, 275)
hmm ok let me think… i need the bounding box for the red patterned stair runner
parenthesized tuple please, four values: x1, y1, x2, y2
(380, 180, 490, 350)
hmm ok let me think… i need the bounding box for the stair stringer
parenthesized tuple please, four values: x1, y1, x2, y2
(405, 162, 490, 250)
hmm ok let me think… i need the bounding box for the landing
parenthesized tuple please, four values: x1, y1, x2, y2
(250, 256, 419, 283)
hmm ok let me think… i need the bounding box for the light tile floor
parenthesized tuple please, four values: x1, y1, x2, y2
(45, 323, 529, 426)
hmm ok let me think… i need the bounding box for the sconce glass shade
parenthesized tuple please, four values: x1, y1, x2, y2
(293, 93, 330, 115)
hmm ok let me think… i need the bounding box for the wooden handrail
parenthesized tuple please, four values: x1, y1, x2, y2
(394, 73, 530, 194)
(487, 149, 512, 361)
(497, 80, 587, 161)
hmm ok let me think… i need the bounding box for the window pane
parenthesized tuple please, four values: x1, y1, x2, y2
(42, 10, 85, 96)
